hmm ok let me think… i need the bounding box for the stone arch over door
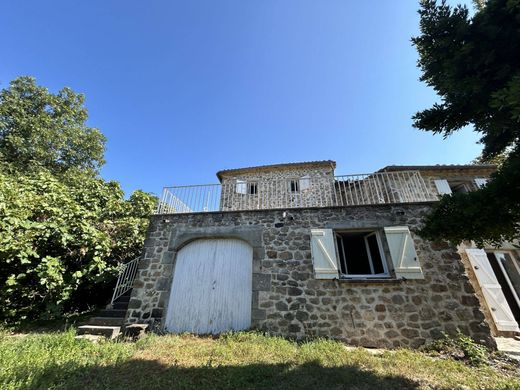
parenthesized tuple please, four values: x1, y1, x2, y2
(164, 238, 253, 334)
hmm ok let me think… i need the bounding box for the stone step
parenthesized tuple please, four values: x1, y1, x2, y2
(98, 309, 127, 318)
(75, 334, 105, 343)
(116, 295, 131, 303)
(86, 316, 125, 326)
(111, 301, 129, 310)
(77, 325, 121, 339)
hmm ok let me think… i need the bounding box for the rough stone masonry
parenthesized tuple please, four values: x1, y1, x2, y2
(126, 203, 495, 349)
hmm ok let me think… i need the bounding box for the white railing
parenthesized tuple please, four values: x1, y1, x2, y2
(110, 257, 140, 306)
(155, 170, 437, 215)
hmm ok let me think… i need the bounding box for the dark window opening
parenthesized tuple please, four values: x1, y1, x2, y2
(248, 182, 258, 195)
(335, 231, 388, 278)
(449, 181, 470, 194)
(289, 179, 299, 193)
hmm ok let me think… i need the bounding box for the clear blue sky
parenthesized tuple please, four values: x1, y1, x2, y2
(1, 0, 479, 196)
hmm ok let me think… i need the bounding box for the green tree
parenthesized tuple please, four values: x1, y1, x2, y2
(412, 0, 520, 246)
(0, 76, 106, 173)
(0, 77, 157, 321)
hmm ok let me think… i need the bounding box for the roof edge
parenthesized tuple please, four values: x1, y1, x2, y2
(216, 160, 336, 181)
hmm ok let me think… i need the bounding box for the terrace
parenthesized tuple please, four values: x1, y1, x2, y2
(154, 170, 438, 215)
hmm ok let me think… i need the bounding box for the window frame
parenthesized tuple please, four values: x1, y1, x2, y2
(288, 178, 300, 193)
(334, 229, 390, 279)
(247, 181, 258, 195)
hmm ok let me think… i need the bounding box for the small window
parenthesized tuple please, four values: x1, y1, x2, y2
(247, 182, 258, 195)
(335, 230, 389, 278)
(449, 182, 470, 194)
(288, 179, 299, 193)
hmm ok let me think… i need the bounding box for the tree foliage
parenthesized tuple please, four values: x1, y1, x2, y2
(0, 77, 156, 321)
(0, 76, 106, 174)
(412, 0, 520, 245)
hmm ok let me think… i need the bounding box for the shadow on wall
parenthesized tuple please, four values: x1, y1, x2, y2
(24, 359, 420, 390)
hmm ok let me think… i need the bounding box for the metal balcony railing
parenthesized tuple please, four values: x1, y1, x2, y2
(154, 170, 437, 215)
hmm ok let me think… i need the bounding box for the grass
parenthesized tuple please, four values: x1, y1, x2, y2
(0, 330, 519, 390)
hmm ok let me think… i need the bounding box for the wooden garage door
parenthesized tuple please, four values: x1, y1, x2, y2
(165, 238, 252, 334)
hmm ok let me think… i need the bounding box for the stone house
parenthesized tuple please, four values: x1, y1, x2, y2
(117, 160, 519, 348)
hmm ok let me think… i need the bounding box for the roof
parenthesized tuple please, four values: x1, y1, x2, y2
(216, 160, 336, 181)
(379, 164, 497, 173)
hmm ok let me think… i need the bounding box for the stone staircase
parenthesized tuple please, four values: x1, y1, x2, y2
(76, 290, 131, 340)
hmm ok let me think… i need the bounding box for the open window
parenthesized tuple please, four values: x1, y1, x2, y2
(310, 227, 424, 280)
(247, 182, 258, 195)
(334, 231, 389, 278)
(235, 180, 258, 195)
(434, 177, 489, 196)
(288, 179, 299, 193)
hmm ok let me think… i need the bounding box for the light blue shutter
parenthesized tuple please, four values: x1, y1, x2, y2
(384, 226, 424, 279)
(474, 178, 488, 188)
(434, 179, 452, 195)
(299, 175, 311, 191)
(235, 180, 247, 194)
(310, 229, 340, 279)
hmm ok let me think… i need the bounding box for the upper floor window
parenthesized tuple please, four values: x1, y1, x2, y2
(288, 176, 311, 193)
(434, 177, 488, 195)
(247, 182, 258, 195)
(235, 180, 258, 195)
(288, 179, 299, 193)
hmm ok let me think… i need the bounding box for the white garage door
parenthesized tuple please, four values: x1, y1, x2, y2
(165, 238, 252, 334)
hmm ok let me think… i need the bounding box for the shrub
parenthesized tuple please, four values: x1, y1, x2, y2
(422, 331, 489, 366)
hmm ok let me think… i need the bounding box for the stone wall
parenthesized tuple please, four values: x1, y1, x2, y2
(219, 166, 336, 211)
(127, 204, 495, 348)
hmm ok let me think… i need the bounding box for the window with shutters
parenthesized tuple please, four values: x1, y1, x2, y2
(434, 177, 489, 196)
(334, 230, 389, 278)
(310, 227, 423, 281)
(235, 180, 258, 195)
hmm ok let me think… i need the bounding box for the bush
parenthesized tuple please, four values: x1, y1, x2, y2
(422, 331, 489, 366)
(0, 167, 156, 322)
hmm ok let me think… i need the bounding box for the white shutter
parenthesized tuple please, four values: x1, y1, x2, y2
(310, 229, 339, 279)
(299, 175, 311, 191)
(384, 226, 424, 279)
(474, 178, 488, 188)
(434, 179, 452, 195)
(465, 249, 520, 332)
(235, 180, 247, 194)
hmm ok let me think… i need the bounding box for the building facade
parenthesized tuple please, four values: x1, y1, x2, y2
(124, 161, 519, 348)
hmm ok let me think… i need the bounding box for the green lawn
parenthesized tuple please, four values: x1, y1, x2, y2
(0, 330, 518, 390)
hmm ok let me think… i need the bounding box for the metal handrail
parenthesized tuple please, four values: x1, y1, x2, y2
(154, 170, 437, 215)
(110, 257, 141, 306)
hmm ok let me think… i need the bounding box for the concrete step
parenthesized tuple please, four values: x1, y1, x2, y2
(86, 316, 125, 326)
(98, 309, 127, 318)
(77, 325, 121, 339)
(75, 334, 105, 343)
